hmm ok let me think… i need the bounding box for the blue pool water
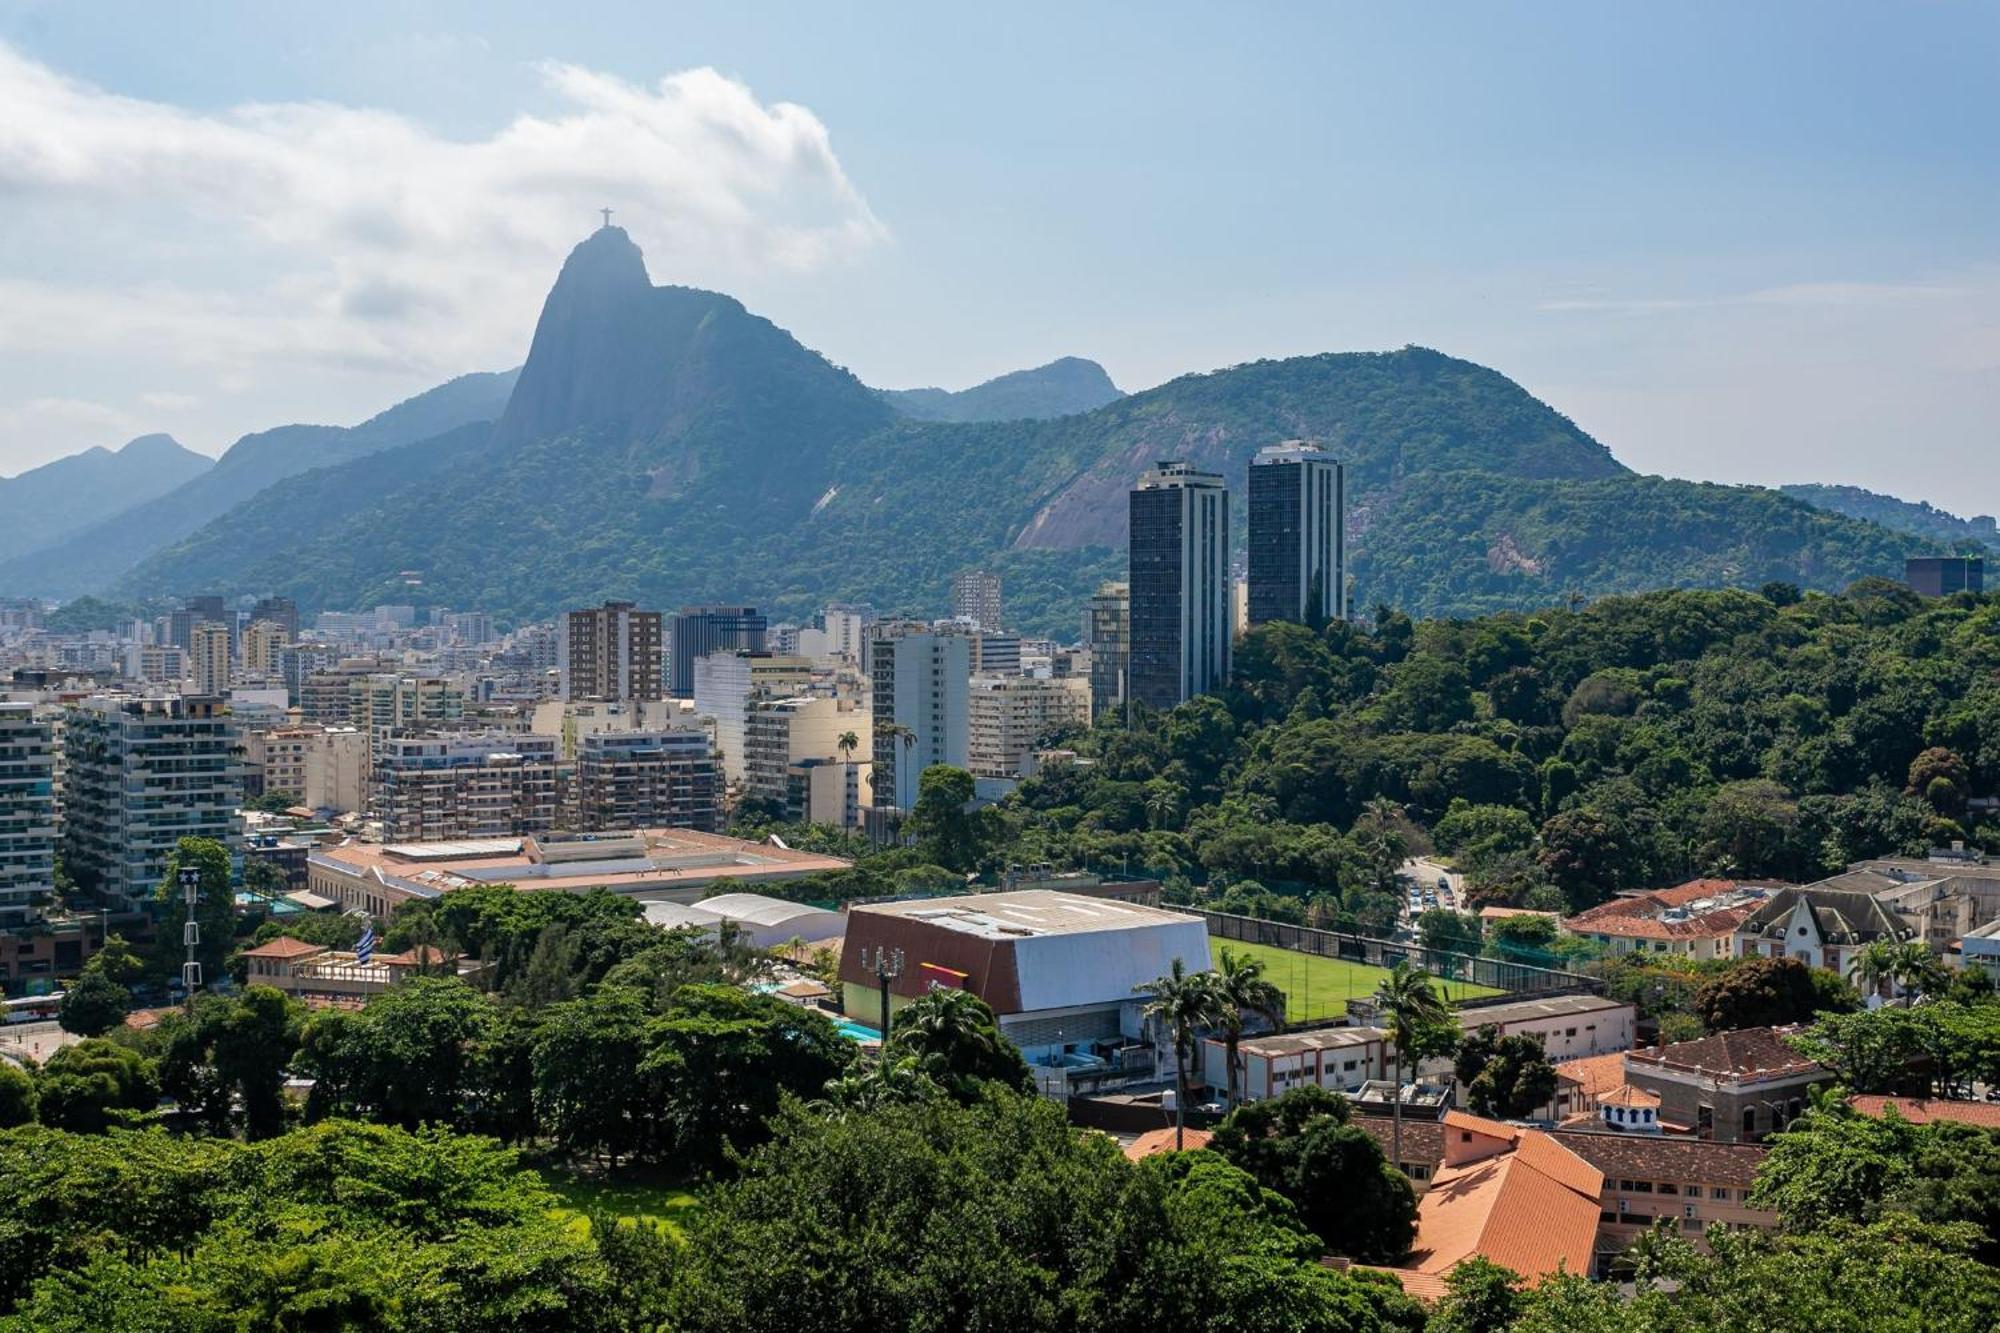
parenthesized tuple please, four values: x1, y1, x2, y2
(833, 1018, 882, 1043)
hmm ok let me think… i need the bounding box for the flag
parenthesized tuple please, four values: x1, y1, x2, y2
(356, 925, 376, 965)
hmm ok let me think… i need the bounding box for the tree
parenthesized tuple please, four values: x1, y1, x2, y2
(57, 969, 130, 1038)
(1428, 1256, 1525, 1333)
(1453, 1025, 1558, 1120)
(1373, 960, 1456, 1174)
(159, 986, 303, 1139)
(1212, 947, 1287, 1107)
(1210, 1085, 1418, 1261)
(151, 836, 236, 985)
(33, 1039, 159, 1133)
(1536, 808, 1629, 910)
(531, 985, 652, 1169)
(904, 764, 987, 871)
(1694, 956, 1858, 1033)
(1787, 1001, 2000, 1095)
(1417, 908, 1483, 958)
(1847, 938, 1940, 1006)
(295, 975, 496, 1129)
(884, 985, 1032, 1099)
(835, 729, 859, 763)
(1136, 957, 1223, 1150)
(0, 1059, 37, 1127)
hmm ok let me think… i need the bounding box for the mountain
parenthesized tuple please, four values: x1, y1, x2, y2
(0, 369, 519, 597)
(878, 356, 1123, 422)
(115, 229, 1937, 637)
(1781, 483, 1999, 554)
(0, 434, 211, 563)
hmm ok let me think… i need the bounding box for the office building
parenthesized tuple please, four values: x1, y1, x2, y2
(1247, 441, 1345, 627)
(965, 630, 1022, 676)
(1905, 556, 1985, 597)
(249, 596, 300, 640)
(241, 619, 291, 676)
(669, 605, 767, 696)
(0, 703, 56, 925)
(61, 694, 243, 908)
(574, 730, 721, 832)
(190, 621, 232, 695)
(1128, 461, 1231, 710)
(1085, 581, 1130, 721)
(559, 600, 664, 702)
(870, 624, 970, 812)
(743, 695, 871, 823)
(951, 569, 1003, 632)
(373, 732, 562, 842)
(691, 652, 814, 785)
(168, 596, 228, 651)
(967, 675, 1091, 779)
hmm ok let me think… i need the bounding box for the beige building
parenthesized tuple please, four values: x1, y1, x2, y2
(528, 698, 687, 759)
(245, 726, 315, 802)
(298, 658, 385, 723)
(349, 673, 465, 756)
(241, 619, 291, 675)
(691, 652, 814, 785)
(967, 675, 1090, 779)
(124, 644, 188, 684)
(306, 725, 368, 814)
(372, 732, 561, 842)
(1550, 1134, 1776, 1264)
(1200, 1026, 1388, 1103)
(1564, 879, 1773, 962)
(189, 621, 232, 696)
(573, 729, 721, 832)
(742, 695, 870, 818)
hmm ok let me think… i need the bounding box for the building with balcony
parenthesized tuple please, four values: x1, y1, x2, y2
(869, 624, 970, 814)
(559, 600, 664, 703)
(691, 652, 815, 786)
(372, 732, 561, 843)
(573, 729, 720, 832)
(742, 695, 869, 822)
(967, 674, 1090, 780)
(0, 703, 56, 926)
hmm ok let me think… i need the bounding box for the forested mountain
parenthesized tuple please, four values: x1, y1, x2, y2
(0, 434, 210, 563)
(1783, 482, 2000, 553)
(878, 356, 1123, 421)
(0, 370, 519, 597)
(114, 229, 1933, 633)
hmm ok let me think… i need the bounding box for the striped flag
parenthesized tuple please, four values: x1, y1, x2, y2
(355, 925, 376, 965)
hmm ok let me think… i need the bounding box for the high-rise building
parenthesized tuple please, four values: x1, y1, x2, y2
(306, 726, 369, 814)
(669, 606, 767, 697)
(573, 730, 720, 832)
(691, 652, 814, 785)
(61, 694, 242, 908)
(743, 695, 870, 821)
(190, 621, 233, 695)
(1247, 441, 1345, 628)
(373, 733, 561, 842)
(951, 570, 1003, 632)
(1906, 557, 1985, 597)
(0, 703, 56, 926)
(967, 675, 1091, 779)
(559, 600, 665, 702)
(243, 726, 315, 802)
(126, 644, 189, 685)
(249, 596, 301, 641)
(870, 624, 970, 812)
(1128, 461, 1231, 711)
(349, 673, 465, 755)
(297, 657, 383, 722)
(964, 630, 1023, 677)
(168, 596, 227, 651)
(821, 603, 875, 662)
(1085, 581, 1130, 721)
(241, 620, 292, 676)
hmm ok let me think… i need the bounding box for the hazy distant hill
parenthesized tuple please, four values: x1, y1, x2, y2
(0, 370, 519, 597)
(116, 227, 1933, 637)
(879, 357, 1123, 422)
(1781, 482, 2000, 554)
(0, 434, 211, 564)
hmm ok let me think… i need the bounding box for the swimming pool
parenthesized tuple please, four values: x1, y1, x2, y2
(833, 1018, 882, 1043)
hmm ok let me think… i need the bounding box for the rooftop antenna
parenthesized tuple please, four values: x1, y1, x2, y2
(599, 207, 613, 229)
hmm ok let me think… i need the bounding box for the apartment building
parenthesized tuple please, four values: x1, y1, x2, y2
(691, 652, 813, 786)
(559, 600, 664, 702)
(297, 657, 384, 722)
(373, 733, 561, 842)
(349, 673, 466, 755)
(1564, 879, 1775, 962)
(61, 694, 243, 908)
(1085, 581, 1129, 722)
(967, 674, 1091, 779)
(190, 621, 232, 695)
(0, 703, 56, 926)
(241, 619, 291, 676)
(869, 625, 970, 813)
(950, 569, 1003, 632)
(125, 644, 189, 685)
(743, 695, 870, 818)
(244, 725, 315, 802)
(573, 730, 720, 832)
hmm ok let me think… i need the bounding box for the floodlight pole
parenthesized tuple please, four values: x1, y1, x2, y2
(862, 945, 905, 1045)
(179, 865, 203, 1016)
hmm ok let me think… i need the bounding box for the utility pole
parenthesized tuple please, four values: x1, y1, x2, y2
(860, 945, 905, 1043)
(179, 865, 203, 1016)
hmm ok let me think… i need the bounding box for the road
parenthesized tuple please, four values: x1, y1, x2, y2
(0, 1019, 82, 1065)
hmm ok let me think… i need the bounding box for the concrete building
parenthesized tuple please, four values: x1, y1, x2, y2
(838, 890, 1212, 1068)
(573, 729, 721, 832)
(244, 726, 316, 802)
(1128, 461, 1230, 710)
(964, 630, 1022, 677)
(349, 673, 465, 754)
(189, 621, 232, 695)
(249, 596, 300, 640)
(240, 619, 291, 676)
(61, 694, 242, 908)
(373, 732, 562, 842)
(168, 596, 227, 652)
(559, 600, 664, 703)
(1551, 1133, 1775, 1264)
(869, 625, 970, 813)
(642, 891, 845, 948)
(950, 569, 1003, 632)
(297, 658, 383, 723)
(1731, 883, 1912, 979)
(240, 935, 461, 1004)
(1247, 440, 1346, 627)
(691, 652, 814, 786)
(1085, 581, 1129, 722)
(0, 703, 55, 926)
(669, 605, 767, 697)
(528, 698, 685, 760)
(743, 695, 870, 820)
(1905, 556, 1984, 596)
(1623, 1026, 1831, 1142)
(1818, 852, 2000, 962)
(125, 644, 188, 685)
(967, 675, 1091, 779)
(820, 603, 874, 663)
(306, 827, 851, 919)
(1438, 994, 1637, 1063)
(279, 644, 345, 705)
(1201, 1026, 1389, 1103)
(1564, 879, 1775, 962)
(306, 725, 368, 815)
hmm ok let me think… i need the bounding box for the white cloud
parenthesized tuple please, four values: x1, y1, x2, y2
(138, 391, 201, 411)
(0, 43, 885, 467)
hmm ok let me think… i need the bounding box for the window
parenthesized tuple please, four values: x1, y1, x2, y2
(1632, 1180, 1654, 1193)
(1601, 1211, 1621, 1224)
(1742, 1107, 1758, 1137)
(1658, 1183, 1679, 1196)
(1710, 1186, 1729, 1200)
(1460, 1131, 1473, 1143)
(1565, 1027, 1577, 1038)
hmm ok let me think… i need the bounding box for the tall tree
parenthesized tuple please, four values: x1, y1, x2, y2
(884, 986, 1032, 1099)
(1136, 957, 1223, 1150)
(1373, 960, 1455, 1174)
(1212, 947, 1287, 1107)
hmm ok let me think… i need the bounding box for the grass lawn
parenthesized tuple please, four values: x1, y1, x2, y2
(1212, 939, 1503, 1023)
(540, 1167, 703, 1238)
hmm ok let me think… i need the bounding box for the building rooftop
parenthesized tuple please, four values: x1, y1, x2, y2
(240, 936, 331, 960)
(852, 889, 1199, 939)
(1555, 1052, 1628, 1100)
(1849, 1094, 2000, 1130)
(1735, 886, 1911, 946)
(1626, 1026, 1822, 1083)
(1452, 993, 1631, 1027)
(1232, 1026, 1385, 1059)
(1597, 1084, 1661, 1109)
(1405, 1114, 1602, 1283)
(1123, 1126, 1215, 1160)
(1351, 1115, 1446, 1170)
(1550, 1131, 1769, 1189)
(1565, 879, 1777, 938)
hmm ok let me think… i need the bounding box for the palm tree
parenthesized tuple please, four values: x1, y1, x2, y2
(1214, 947, 1286, 1107)
(1136, 958, 1223, 1149)
(1373, 960, 1452, 1175)
(1849, 939, 1939, 1006)
(886, 986, 1030, 1096)
(837, 730, 860, 764)
(1848, 939, 1897, 1003)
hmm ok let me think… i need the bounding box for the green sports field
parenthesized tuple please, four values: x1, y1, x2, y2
(1211, 939, 1503, 1023)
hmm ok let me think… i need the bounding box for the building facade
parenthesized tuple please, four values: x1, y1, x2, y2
(967, 674, 1091, 779)
(1623, 1027, 1831, 1142)
(950, 569, 1003, 632)
(559, 600, 664, 703)
(349, 673, 466, 755)
(573, 729, 721, 832)
(1128, 461, 1230, 711)
(372, 732, 562, 842)
(1247, 441, 1345, 627)
(0, 703, 56, 926)
(691, 652, 814, 786)
(742, 695, 870, 819)
(240, 619, 291, 676)
(1085, 581, 1130, 722)
(189, 621, 232, 696)
(869, 626, 971, 812)
(669, 605, 767, 697)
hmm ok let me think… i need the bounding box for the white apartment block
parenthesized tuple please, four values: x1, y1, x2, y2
(0, 703, 56, 925)
(692, 652, 814, 786)
(743, 695, 871, 821)
(870, 627, 970, 812)
(373, 732, 561, 843)
(967, 675, 1091, 779)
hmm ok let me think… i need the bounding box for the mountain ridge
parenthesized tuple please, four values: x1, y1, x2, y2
(0, 433, 212, 564)
(1781, 482, 1999, 554)
(879, 356, 1122, 422)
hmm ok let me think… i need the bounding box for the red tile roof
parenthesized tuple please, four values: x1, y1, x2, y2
(1404, 1127, 1602, 1284)
(239, 936, 329, 960)
(1556, 1052, 1628, 1100)
(1353, 1266, 1452, 1305)
(1551, 1131, 1770, 1190)
(1849, 1095, 2000, 1130)
(1626, 1026, 1823, 1084)
(1564, 879, 1777, 939)
(1597, 1084, 1661, 1109)
(1123, 1127, 1214, 1160)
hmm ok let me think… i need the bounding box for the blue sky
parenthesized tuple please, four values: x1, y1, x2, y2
(1, 1, 1995, 513)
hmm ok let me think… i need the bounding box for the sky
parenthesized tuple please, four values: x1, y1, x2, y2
(1, 1, 1996, 513)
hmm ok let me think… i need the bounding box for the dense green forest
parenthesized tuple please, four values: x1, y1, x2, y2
(1784, 482, 1999, 555)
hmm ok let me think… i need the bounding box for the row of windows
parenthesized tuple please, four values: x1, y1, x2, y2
(1616, 1181, 1752, 1202)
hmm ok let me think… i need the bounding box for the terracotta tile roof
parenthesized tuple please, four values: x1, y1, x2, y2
(1566, 903, 1757, 941)
(1850, 1095, 2000, 1130)
(1352, 1116, 1446, 1169)
(1551, 1130, 1770, 1190)
(1353, 1266, 1451, 1305)
(1123, 1126, 1214, 1160)
(1556, 1052, 1627, 1099)
(1405, 1128, 1602, 1284)
(1626, 1026, 1823, 1084)
(1597, 1084, 1660, 1109)
(1443, 1108, 1523, 1142)
(240, 936, 329, 960)
(1479, 906, 1558, 922)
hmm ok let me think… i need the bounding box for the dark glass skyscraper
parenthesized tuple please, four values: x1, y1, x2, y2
(1128, 461, 1230, 711)
(1247, 441, 1345, 627)
(669, 605, 767, 697)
